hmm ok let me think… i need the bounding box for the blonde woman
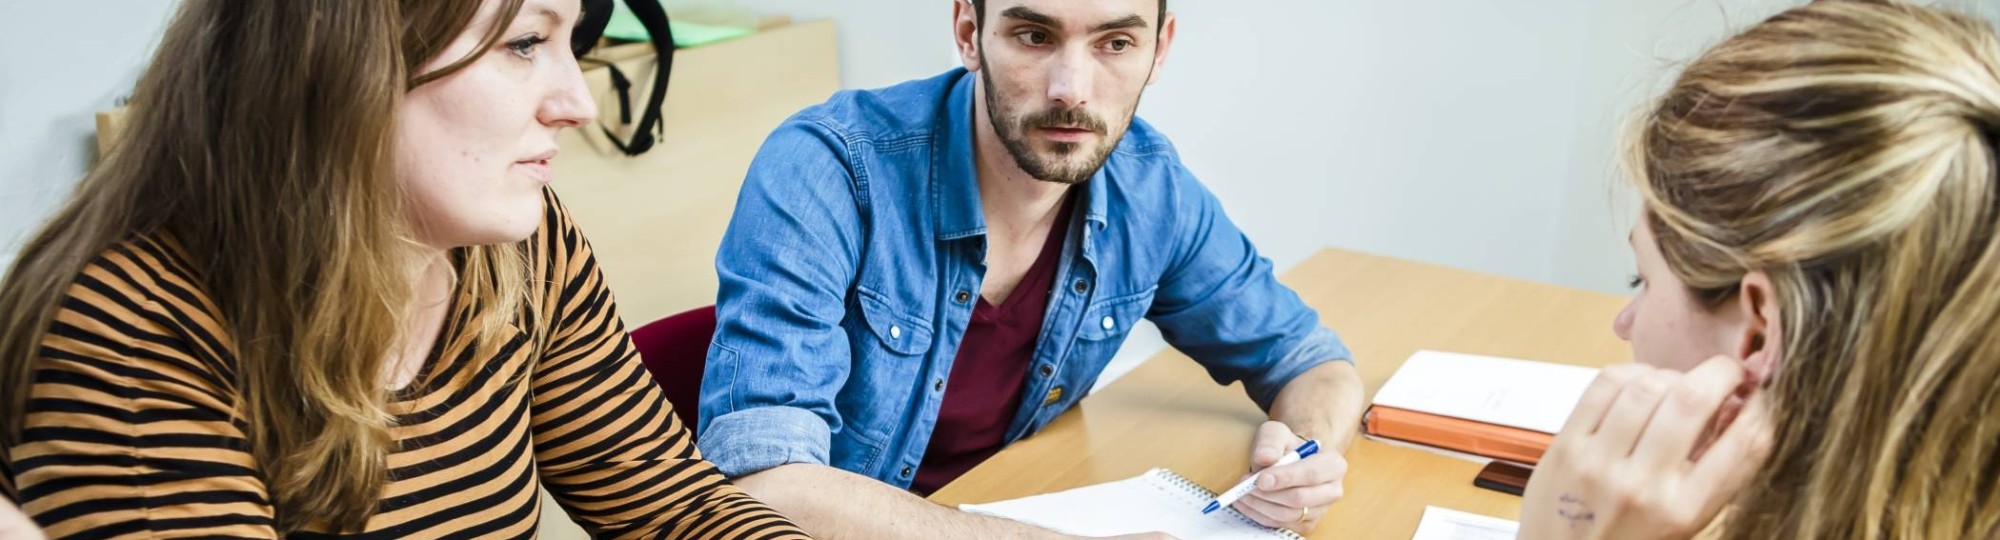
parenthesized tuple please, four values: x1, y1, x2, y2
(1521, 0, 2000, 538)
(0, 0, 808, 537)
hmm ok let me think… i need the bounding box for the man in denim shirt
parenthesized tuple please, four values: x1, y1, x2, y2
(699, 1, 1365, 537)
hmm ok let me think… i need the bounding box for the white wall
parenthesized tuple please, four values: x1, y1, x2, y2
(0, 1, 178, 277)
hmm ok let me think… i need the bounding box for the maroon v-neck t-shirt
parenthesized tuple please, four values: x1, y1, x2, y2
(912, 198, 1075, 494)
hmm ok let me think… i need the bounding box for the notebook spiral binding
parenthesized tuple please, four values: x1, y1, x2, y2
(1148, 469, 1308, 540)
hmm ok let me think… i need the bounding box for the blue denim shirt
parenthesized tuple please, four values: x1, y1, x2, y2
(697, 69, 1352, 489)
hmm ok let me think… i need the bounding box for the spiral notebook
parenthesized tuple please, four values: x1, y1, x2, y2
(959, 468, 1306, 539)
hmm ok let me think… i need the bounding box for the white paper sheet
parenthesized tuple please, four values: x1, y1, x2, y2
(959, 468, 1302, 539)
(1410, 506, 1520, 540)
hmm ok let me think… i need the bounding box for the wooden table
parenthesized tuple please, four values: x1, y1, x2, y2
(929, 248, 1633, 539)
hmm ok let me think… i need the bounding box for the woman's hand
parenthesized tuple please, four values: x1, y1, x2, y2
(1518, 356, 1775, 540)
(0, 497, 43, 540)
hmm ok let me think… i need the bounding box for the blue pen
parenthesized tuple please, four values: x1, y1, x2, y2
(1201, 439, 1321, 515)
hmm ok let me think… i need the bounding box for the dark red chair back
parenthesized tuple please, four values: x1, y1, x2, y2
(629, 305, 717, 433)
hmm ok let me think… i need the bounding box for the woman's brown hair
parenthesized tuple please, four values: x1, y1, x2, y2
(0, 0, 536, 531)
(1627, 0, 2000, 537)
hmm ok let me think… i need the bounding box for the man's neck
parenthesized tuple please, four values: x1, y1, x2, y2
(971, 83, 1071, 240)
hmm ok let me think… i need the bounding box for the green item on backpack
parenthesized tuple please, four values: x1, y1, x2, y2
(604, 1, 754, 47)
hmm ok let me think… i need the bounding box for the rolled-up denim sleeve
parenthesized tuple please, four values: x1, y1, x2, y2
(1147, 164, 1353, 411)
(698, 117, 861, 478)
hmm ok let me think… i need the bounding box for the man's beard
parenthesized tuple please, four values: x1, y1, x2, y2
(980, 66, 1136, 185)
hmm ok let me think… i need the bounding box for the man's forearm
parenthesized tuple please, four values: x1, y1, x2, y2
(1268, 360, 1365, 448)
(732, 463, 1069, 540)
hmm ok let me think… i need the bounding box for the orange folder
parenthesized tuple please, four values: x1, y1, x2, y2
(1363, 405, 1554, 465)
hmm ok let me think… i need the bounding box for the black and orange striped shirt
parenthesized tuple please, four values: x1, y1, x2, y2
(4, 190, 810, 539)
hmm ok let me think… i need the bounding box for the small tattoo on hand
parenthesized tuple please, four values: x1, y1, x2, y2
(1557, 493, 1596, 529)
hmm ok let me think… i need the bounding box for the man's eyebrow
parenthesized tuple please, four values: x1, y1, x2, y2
(1090, 14, 1148, 33)
(1000, 6, 1060, 27)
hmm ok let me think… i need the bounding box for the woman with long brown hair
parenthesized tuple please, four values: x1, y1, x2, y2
(1520, 0, 2000, 538)
(0, 0, 809, 537)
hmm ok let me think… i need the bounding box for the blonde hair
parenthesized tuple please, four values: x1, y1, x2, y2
(1626, 0, 2000, 537)
(0, 0, 537, 532)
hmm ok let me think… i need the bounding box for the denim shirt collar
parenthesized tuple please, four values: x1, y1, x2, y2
(933, 69, 1111, 242)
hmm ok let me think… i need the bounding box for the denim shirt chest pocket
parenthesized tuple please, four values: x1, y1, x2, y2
(854, 286, 934, 355)
(838, 285, 934, 471)
(1077, 287, 1157, 344)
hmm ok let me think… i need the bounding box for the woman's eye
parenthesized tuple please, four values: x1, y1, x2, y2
(507, 35, 549, 58)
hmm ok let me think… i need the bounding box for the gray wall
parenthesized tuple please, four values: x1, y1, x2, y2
(0, 1, 178, 275)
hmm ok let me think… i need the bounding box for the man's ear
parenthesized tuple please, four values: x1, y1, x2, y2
(955, 0, 983, 72)
(1735, 271, 1784, 387)
(1147, 11, 1177, 86)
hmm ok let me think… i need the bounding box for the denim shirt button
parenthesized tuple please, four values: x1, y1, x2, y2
(933, 378, 944, 392)
(1037, 363, 1054, 377)
(1072, 279, 1088, 294)
(954, 290, 972, 304)
(901, 466, 912, 478)
(889, 325, 902, 340)
(1101, 316, 1115, 330)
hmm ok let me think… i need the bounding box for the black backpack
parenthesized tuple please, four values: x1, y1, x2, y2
(573, 0, 676, 156)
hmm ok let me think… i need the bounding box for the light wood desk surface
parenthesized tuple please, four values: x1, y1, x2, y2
(929, 247, 1633, 539)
